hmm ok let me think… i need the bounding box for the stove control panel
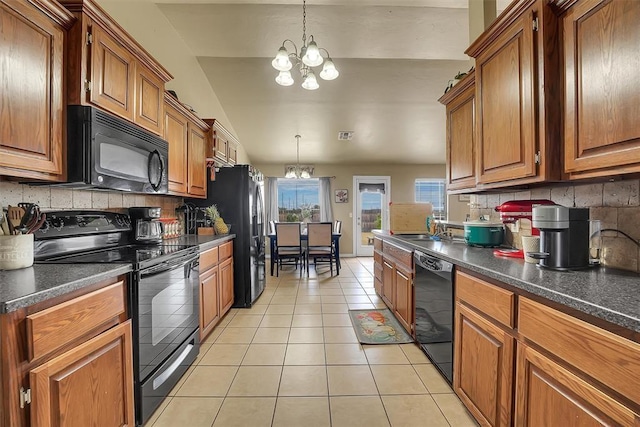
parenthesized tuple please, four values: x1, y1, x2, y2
(35, 211, 131, 239)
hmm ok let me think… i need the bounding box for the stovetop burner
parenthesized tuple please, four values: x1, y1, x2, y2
(33, 210, 197, 268)
(37, 244, 195, 265)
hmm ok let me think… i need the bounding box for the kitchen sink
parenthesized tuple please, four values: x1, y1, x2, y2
(400, 234, 431, 240)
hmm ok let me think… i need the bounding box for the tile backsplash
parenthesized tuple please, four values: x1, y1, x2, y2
(469, 179, 640, 273)
(0, 181, 183, 218)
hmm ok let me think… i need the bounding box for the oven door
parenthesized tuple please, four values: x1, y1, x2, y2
(132, 251, 200, 424)
(413, 250, 454, 383)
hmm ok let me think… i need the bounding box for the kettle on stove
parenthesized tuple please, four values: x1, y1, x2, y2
(129, 207, 163, 244)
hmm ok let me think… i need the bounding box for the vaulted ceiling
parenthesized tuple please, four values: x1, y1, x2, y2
(111, 0, 508, 165)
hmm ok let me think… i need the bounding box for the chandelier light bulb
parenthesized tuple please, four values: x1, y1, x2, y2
(302, 39, 323, 67)
(272, 1, 338, 89)
(272, 46, 292, 71)
(301, 69, 319, 90)
(300, 169, 311, 179)
(319, 59, 339, 80)
(275, 70, 294, 86)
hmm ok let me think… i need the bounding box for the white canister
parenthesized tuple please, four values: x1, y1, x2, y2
(0, 234, 34, 270)
(521, 235, 541, 264)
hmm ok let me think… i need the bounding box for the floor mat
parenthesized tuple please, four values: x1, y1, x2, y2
(348, 308, 414, 344)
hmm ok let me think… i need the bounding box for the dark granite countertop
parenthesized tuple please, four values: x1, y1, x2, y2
(0, 264, 133, 313)
(373, 230, 640, 334)
(167, 234, 235, 251)
(0, 234, 235, 314)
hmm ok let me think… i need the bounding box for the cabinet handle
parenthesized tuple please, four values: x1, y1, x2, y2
(152, 340, 195, 390)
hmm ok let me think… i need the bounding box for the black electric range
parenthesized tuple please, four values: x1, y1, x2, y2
(34, 211, 201, 426)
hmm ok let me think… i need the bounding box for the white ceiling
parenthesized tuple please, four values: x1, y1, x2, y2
(139, 1, 508, 165)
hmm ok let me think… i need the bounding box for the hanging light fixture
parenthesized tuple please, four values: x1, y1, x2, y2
(285, 135, 314, 179)
(272, 0, 339, 90)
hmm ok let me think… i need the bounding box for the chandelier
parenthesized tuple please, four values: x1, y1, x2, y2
(285, 135, 314, 179)
(271, 0, 339, 90)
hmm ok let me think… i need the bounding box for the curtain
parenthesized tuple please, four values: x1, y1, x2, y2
(319, 177, 333, 222)
(265, 177, 279, 226)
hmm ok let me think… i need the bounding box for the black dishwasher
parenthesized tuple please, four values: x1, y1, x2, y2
(413, 250, 454, 383)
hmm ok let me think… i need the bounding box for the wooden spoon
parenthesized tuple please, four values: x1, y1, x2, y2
(7, 206, 25, 235)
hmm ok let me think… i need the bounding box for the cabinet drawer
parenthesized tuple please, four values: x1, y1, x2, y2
(26, 281, 126, 361)
(374, 250, 382, 265)
(220, 241, 233, 260)
(456, 271, 515, 328)
(373, 238, 382, 251)
(382, 242, 412, 270)
(200, 246, 219, 271)
(518, 297, 640, 406)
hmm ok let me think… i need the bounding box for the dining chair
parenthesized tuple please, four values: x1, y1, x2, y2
(333, 220, 342, 234)
(306, 222, 335, 276)
(268, 220, 277, 235)
(274, 222, 305, 277)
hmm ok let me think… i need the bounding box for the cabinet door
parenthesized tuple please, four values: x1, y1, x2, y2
(187, 122, 207, 197)
(454, 302, 514, 427)
(381, 259, 395, 309)
(393, 267, 413, 335)
(135, 64, 164, 136)
(164, 103, 188, 195)
(228, 142, 237, 165)
(200, 266, 220, 341)
(90, 25, 135, 121)
(219, 257, 234, 315)
(475, 9, 536, 185)
(30, 321, 135, 427)
(515, 343, 638, 426)
(563, 0, 640, 177)
(446, 82, 476, 190)
(214, 131, 229, 163)
(0, 0, 65, 178)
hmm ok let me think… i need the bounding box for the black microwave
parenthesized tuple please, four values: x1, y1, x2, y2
(66, 106, 168, 194)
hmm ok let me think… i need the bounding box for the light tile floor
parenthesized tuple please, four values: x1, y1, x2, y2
(145, 257, 478, 427)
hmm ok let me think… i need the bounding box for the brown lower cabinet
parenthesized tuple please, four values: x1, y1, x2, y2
(455, 269, 640, 427)
(373, 238, 414, 336)
(199, 241, 234, 341)
(0, 276, 133, 427)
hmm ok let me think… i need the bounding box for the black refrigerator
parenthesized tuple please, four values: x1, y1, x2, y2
(186, 165, 266, 307)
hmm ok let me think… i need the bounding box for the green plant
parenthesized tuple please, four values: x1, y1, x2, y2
(374, 214, 381, 229)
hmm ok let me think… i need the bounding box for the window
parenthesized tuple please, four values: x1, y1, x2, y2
(415, 179, 446, 218)
(277, 178, 320, 222)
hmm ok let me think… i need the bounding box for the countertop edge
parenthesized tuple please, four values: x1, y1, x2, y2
(1, 264, 133, 313)
(373, 231, 640, 334)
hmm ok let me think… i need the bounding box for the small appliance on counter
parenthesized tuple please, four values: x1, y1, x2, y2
(129, 207, 164, 244)
(529, 205, 590, 270)
(493, 199, 555, 258)
(463, 220, 505, 247)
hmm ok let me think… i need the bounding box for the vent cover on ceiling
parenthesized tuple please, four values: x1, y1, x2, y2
(338, 131, 354, 140)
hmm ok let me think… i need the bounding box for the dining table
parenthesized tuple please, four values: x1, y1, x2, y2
(268, 232, 342, 276)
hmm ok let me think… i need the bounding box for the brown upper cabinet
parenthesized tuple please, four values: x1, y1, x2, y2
(556, 0, 640, 179)
(438, 72, 476, 191)
(61, 0, 172, 137)
(0, 0, 74, 181)
(164, 92, 208, 198)
(207, 119, 239, 166)
(466, 0, 562, 189)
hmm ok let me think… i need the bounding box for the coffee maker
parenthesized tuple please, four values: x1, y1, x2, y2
(129, 207, 163, 244)
(530, 205, 590, 270)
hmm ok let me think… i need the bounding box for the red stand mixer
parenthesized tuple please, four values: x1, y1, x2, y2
(493, 199, 555, 258)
